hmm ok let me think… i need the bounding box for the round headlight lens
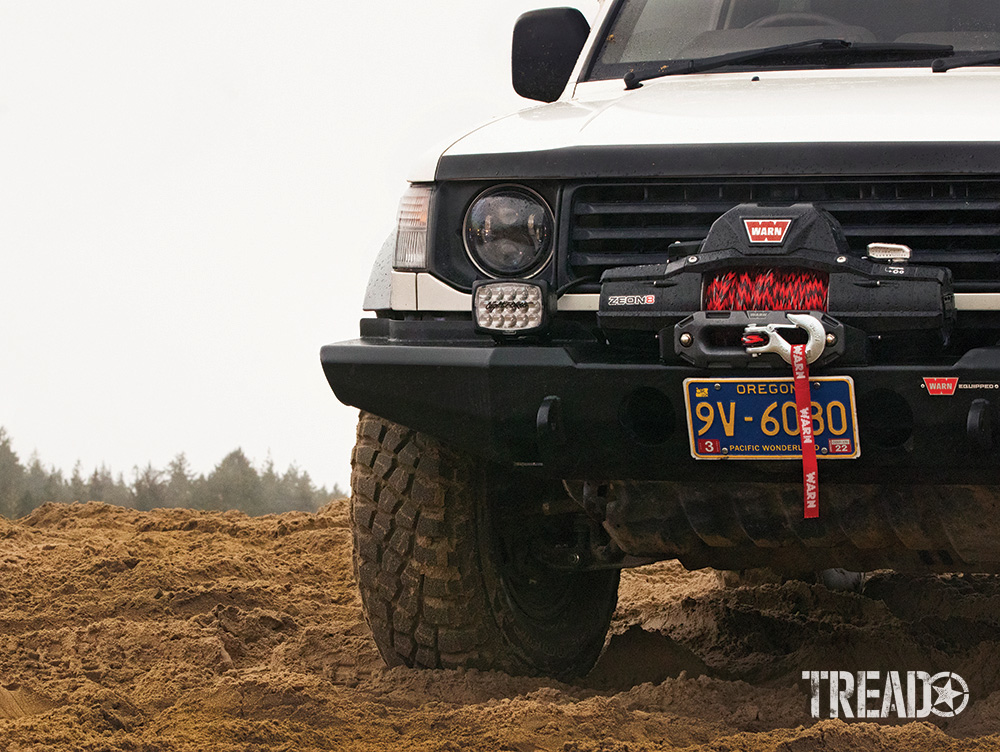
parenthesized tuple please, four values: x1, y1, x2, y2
(464, 187, 553, 277)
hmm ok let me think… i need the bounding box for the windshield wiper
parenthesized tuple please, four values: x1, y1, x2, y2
(624, 39, 954, 90)
(932, 52, 1000, 72)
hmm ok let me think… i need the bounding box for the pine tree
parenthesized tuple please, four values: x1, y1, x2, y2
(259, 457, 282, 513)
(21, 455, 70, 513)
(107, 472, 133, 508)
(87, 467, 107, 504)
(165, 453, 193, 509)
(69, 461, 86, 502)
(0, 428, 25, 518)
(287, 467, 319, 512)
(199, 449, 264, 514)
(132, 463, 166, 511)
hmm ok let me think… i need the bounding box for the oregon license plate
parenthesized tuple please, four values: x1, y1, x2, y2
(683, 377, 860, 460)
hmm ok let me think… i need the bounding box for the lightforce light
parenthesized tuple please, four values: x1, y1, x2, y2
(473, 280, 548, 334)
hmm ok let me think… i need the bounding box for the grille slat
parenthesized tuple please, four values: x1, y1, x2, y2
(841, 226, 1000, 237)
(573, 252, 686, 267)
(812, 200, 1000, 212)
(573, 227, 712, 241)
(575, 202, 735, 215)
(567, 179, 1000, 289)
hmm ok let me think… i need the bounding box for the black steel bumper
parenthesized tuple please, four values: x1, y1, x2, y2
(321, 320, 1000, 485)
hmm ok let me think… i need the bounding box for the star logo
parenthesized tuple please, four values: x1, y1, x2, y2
(929, 672, 970, 717)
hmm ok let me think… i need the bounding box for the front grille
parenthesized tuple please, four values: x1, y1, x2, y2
(566, 178, 1000, 291)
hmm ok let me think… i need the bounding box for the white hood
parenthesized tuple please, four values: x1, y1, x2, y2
(443, 67, 1000, 158)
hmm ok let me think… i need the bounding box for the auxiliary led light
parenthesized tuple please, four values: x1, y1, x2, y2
(473, 280, 549, 335)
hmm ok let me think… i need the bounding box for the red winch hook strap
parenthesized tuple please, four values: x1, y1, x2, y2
(791, 344, 819, 519)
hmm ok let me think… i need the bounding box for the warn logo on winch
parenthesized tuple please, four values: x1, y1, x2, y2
(744, 219, 793, 244)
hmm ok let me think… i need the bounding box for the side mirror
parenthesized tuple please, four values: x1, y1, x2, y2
(512, 8, 591, 103)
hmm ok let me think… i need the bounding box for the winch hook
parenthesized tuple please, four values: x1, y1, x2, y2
(741, 313, 827, 365)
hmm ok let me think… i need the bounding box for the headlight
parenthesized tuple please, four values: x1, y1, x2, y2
(464, 186, 554, 277)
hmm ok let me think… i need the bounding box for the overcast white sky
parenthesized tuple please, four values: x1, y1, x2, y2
(0, 1, 599, 491)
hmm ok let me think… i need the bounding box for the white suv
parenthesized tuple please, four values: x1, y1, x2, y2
(322, 1, 1000, 678)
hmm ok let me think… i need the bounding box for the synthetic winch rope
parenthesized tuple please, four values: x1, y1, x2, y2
(704, 268, 829, 312)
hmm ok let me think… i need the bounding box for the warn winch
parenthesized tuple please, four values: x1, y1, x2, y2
(599, 203, 955, 368)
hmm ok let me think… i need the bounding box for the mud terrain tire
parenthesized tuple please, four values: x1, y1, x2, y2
(350, 412, 620, 678)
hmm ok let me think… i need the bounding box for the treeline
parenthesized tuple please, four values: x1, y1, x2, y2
(0, 428, 345, 519)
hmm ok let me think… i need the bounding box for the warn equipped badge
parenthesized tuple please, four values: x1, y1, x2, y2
(744, 218, 792, 244)
(923, 377, 959, 396)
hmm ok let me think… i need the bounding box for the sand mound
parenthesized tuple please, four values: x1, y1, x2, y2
(0, 501, 996, 750)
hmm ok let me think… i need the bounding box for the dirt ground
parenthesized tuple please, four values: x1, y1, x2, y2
(0, 501, 998, 751)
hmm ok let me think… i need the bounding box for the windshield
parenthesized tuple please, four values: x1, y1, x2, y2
(588, 0, 1000, 80)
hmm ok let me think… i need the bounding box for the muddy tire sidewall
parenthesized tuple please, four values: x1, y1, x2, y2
(350, 412, 619, 678)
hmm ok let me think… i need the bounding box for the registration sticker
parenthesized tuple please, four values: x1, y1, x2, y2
(683, 377, 860, 460)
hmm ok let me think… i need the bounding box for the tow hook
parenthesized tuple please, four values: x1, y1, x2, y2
(742, 313, 826, 365)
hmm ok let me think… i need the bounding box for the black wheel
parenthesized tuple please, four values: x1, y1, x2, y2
(350, 412, 620, 678)
(817, 568, 868, 593)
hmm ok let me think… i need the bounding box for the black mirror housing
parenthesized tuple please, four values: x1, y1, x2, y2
(512, 8, 591, 103)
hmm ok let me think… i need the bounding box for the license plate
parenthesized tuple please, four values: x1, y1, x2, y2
(683, 377, 860, 460)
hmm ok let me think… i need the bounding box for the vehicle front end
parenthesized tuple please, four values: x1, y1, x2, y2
(322, 0, 1000, 676)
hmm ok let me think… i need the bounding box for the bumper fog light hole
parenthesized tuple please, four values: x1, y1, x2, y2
(620, 387, 674, 445)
